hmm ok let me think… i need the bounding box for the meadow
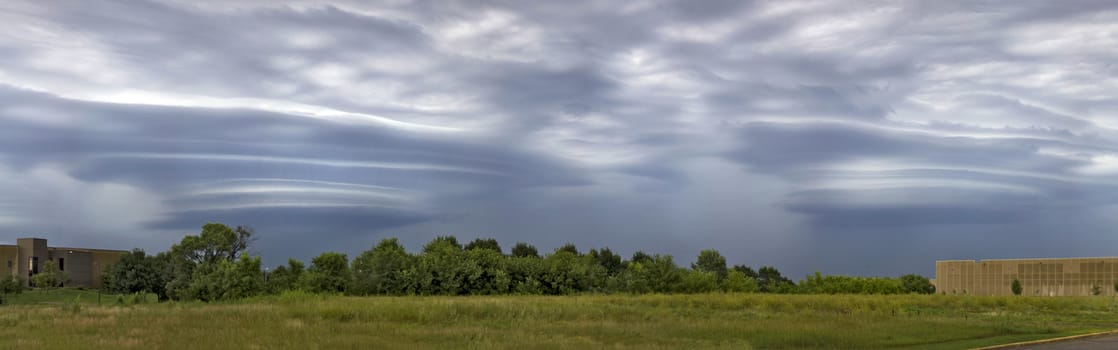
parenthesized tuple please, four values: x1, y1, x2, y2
(1, 288, 156, 306)
(3, 291, 1118, 349)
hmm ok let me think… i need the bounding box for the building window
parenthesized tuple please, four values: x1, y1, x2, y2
(6, 260, 10, 268)
(59, 258, 64, 271)
(28, 256, 38, 283)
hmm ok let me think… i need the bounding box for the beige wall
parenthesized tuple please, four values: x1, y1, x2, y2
(0, 245, 17, 279)
(936, 258, 1118, 296)
(44, 248, 125, 289)
(17, 238, 47, 286)
(91, 249, 124, 288)
(48, 249, 93, 287)
(3, 238, 126, 289)
(90, 250, 125, 289)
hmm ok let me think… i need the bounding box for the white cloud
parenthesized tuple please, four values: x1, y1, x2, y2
(2, 0, 1118, 276)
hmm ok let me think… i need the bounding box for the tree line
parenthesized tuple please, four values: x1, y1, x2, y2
(99, 223, 935, 301)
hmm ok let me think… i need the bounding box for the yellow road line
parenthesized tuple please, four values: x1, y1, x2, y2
(970, 330, 1118, 350)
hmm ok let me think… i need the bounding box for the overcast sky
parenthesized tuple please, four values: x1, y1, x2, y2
(2, 1, 1118, 278)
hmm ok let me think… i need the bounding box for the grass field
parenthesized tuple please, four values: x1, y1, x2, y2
(3, 291, 1118, 349)
(1, 288, 156, 306)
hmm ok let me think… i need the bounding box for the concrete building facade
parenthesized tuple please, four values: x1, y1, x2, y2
(0, 238, 126, 289)
(936, 257, 1118, 296)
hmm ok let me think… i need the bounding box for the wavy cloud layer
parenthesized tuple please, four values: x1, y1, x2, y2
(2, 1, 1117, 276)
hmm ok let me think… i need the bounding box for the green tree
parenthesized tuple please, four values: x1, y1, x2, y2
(265, 259, 304, 293)
(677, 270, 718, 293)
(617, 262, 651, 294)
(462, 248, 511, 295)
(412, 236, 473, 295)
(899, 274, 935, 294)
(102, 249, 168, 298)
(643, 254, 682, 293)
(464, 238, 502, 254)
(722, 270, 758, 293)
(556, 243, 580, 256)
(0, 276, 24, 294)
(177, 223, 248, 264)
(301, 252, 352, 294)
(231, 225, 256, 260)
(423, 236, 462, 253)
(588, 247, 624, 276)
(186, 254, 263, 301)
(630, 251, 652, 265)
(165, 223, 257, 300)
(757, 266, 793, 293)
(616, 253, 677, 294)
(506, 256, 545, 294)
(539, 250, 604, 294)
(352, 238, 414, 295)
(692, 249, 729, 281)
(511, 242, 539, 258)
(0, 276, 25, 304)
(732, 265, 758, 279)
(798, 273, 904, 295)
(1011, 278, 1023, 296)
(32, 260, 68, 289)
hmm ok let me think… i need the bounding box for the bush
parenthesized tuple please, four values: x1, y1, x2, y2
(352, 239, 414, 295)
(114, 227, 962, 301)
(677, 270, 718, 293)
(301, 252, 351, 294)
(32, 261, 68, 289)
(539, 251, 606, 295)
(102, 249, 167, 298)
(186, 255, 265, 301)
(900, 274, 935, 294)
(1, 276, 25, 295)
(723, 270, 759, 293)
(506, 256, 545, 295)
(799, 272, 905, 295)
(617, 254, 681, 294)
(266, 259, 304, 294)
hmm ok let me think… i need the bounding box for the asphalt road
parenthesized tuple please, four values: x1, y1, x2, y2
(1006, 333, 1118, 350)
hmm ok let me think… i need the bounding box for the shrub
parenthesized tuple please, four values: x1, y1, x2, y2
(1, 276, 25, 295)
(723, 270, 759, 293)
(900, 274, 935, 294)
(301, 252, 352, 294)
(32, 261, 68, 289)
(677, 270, 718, 293)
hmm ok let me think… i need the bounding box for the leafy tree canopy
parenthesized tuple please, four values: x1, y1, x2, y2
(511, 242, 539, 258)
(465, 238, 502, 254)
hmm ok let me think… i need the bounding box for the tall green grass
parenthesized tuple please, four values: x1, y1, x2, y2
(2, 288, 157, 305)
(3, 293, 1117, 349)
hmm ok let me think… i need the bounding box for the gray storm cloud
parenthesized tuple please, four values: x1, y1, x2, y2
(1, 0, 1118, 277)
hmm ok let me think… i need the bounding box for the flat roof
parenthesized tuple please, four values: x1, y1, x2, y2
(0, 238, 127, 253)
(48, 246, 129, 253)
(938, 257, 1118, 263)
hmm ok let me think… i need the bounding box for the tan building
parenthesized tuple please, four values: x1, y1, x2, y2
(0, 237, 127, 289)
(936, 257, 1118, 296)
